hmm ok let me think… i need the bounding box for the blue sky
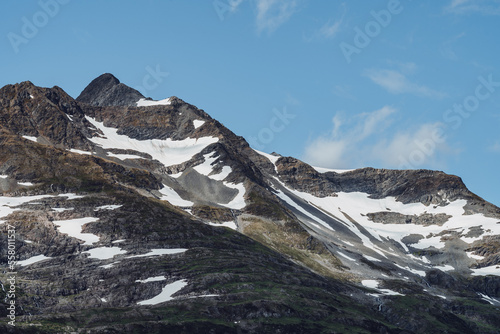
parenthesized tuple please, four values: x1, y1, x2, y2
(1, 0, 499, 206)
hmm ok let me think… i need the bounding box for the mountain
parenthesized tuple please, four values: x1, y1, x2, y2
(0, 75, 499, 333)
(76, 73, 145, 107)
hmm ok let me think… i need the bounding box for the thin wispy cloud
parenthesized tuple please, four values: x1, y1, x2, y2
(371, 122, 453, 168)
(303, 107, 453, 169)
(364, 68, 447, 99)
(303, 106, 395, 168)
(256, 0, 298, 34)
(229, 0, 245, 12)
(319, 18, 342, 39)
(306, 3, 346, 41)
(445, 0, 500, 15)
(332, 84, 355, 99)
(441, 32, 466, 60)
(304, 17, 343, 42)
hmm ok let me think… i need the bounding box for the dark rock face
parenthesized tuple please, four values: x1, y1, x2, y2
(0, 81, 95, 150)
(367, 212, 451, 226)
(276, 158, 484, 207)
(76, 73, 145, 107)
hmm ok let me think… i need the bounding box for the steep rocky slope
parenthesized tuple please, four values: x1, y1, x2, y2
(0, 75, 499, 333)
(76, 73, 144, 107)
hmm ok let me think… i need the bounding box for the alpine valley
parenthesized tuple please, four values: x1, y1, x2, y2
(0, 74, 499, 333)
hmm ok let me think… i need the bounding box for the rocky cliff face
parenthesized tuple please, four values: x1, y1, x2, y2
(0, 75, 499, 333)
(76, 73, 145, 107)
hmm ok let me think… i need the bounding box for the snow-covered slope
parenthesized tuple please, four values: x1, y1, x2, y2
(2, 75, 500, 333)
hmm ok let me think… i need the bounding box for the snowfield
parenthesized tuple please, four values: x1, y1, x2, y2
(193, 120, 205, 129)
(136, 98, 171, 107)
(159, 185, 194, 207)
(83, 247, 127, 260)
(52, 217, 100, 245)
(17, 254, 52, 267)
(1, 193, 82, 224)
(279, 183, 500, 253)
(137, 279, 188, 305)
(86, 116, 219, 167)
(127, 248, 188, 258)
(193, 152, 232, 181)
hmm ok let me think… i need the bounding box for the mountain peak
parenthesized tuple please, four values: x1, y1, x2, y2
(76, 73, 144, 107)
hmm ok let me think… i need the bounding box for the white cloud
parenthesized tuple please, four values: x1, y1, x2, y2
(302, 107, 453, 170)
(256, 0, 298, 34)
(445, 0, 500, 15)
(357, 106, 396, 141)
(372, 123, 452, 168)
(303, 106, 396, 168)
(303, 138, 347, 169)
(365, 69, 447, 99)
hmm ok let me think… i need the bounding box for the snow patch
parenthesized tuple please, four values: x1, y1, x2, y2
(253, 149, 279, 172)
(17, 254, 52, 267)
(137, 279, 187, 305)
(312, 166, 354, 174)
(159, 185, 194, 206)
(95, 205, 122, 211)
(100, 262, 120, 269)
(83, 247, 127, 260)
(70, 149, 92, 155)
(52, 217, 100, 245)
(1, 194, 54, 224)
(434, 264, 454, 272)
(107, 152, 144, 160)
(86, 116, 218, 167)
(471, 265, 500, 276)
(18, 182, 34, 186)
(193, 152, 232, 181)
(1, 193, 85, 225)
(466, 252, 485, 260)
(207, 221, 237, 230)
(193, 120, 205, 129)
(136, 98, 171, 107)
(362, 280, 404, 296)
(361, 280, 379, 289)
(337, 251, 356, 262)
(60, 193, 85, 200)
(187, 294, 220, 299)
(222, 182, 246, 210)
(22, 135, 37, 142)
(127, 248, 188, 259)
(393, 263, 426, 277)
(136, 276, 167, 283)
(52, 207, 74, 212)
(275, 189, 333, 231)
(479, 293, 500, 305)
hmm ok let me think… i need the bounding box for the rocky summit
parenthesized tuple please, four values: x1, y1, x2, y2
(0, 74, 499, 334)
